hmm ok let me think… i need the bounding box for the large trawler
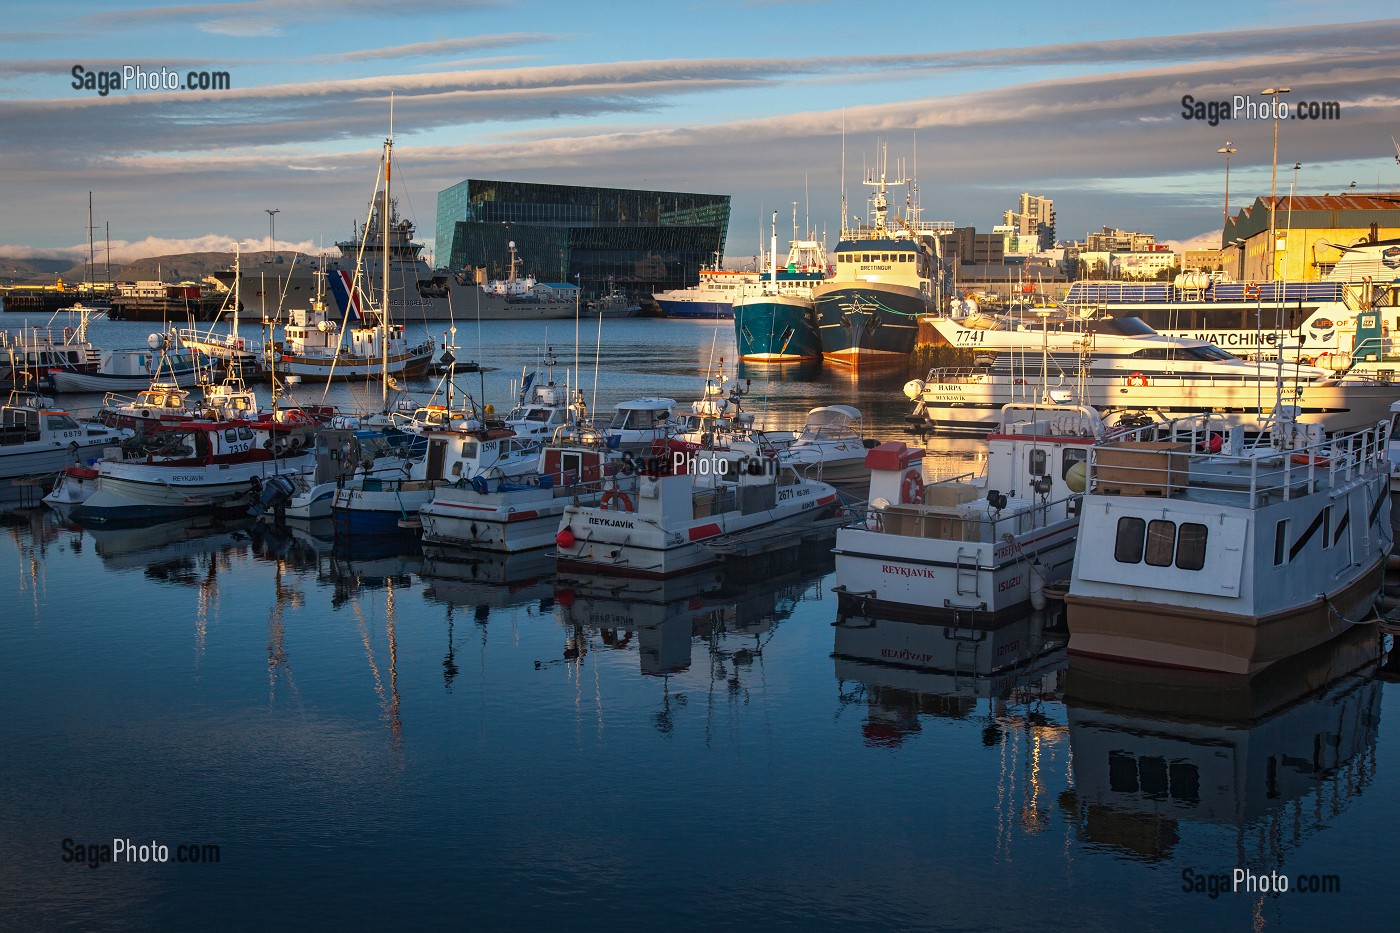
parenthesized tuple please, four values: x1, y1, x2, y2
(733, 210, 828, 362)
(812, 148, 948, 369)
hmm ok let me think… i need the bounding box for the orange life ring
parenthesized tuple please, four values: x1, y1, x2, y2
(1290, 454, 1330, 467)
(901, 469, 924, 505)
(1126, 372, 1149, 387)
(235, 338, 245, 351)
(600, 489, 633, 512)
(1013, 378, 1027, 386)
(1245, 284, 1260, 300)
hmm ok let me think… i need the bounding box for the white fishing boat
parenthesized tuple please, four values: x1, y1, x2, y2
(420, 424, 634, 552)
(502, 350, 584, 443)
(668, 358, 795, 460)
(1062, 410, 1391, 675)
(69, 420, 315, 522)
(554, 452, 843, 578)
(332, 418, 542, 535)
(275, 262, 433, 382)
(1, 312, 102, 391)
(906, 315, 1396, 436)
(1, 391, 128, 493)
(834, 404, 1107, 623)
(43, 463, 102, 509)
(49, 333, 200, 393)
(775, 405, 876, 483)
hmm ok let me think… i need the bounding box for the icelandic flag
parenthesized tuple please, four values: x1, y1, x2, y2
(517, 371, 536, 406)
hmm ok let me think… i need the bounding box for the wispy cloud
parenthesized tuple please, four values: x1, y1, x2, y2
(317, 33, 563, 63)
(84, 0, 500, 37)
(0, 235, 332, 264)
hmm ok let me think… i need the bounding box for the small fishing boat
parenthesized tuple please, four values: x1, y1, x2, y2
(833, 404, 1106, 623)
(331, 417, 542, 536)
(554, 451, 843, 578)
(69, 420, 315, 522)
(420, 424, 632, 552)
(49, 332, 200, 393)
(605, 397, 678, 454)
(0, 391, 129, 496)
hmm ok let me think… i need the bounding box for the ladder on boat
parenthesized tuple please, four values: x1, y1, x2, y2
(955, 547, 980, 597)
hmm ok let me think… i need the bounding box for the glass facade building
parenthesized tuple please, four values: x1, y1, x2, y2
(435, 180, 731, 297)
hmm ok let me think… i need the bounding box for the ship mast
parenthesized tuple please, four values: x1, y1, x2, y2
(381, 96, 393, 409)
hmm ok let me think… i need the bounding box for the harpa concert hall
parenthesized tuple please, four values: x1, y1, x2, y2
(435, 180, 731, 297)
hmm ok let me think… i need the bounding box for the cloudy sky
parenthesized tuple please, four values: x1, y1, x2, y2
(3, 1, 1399, 265)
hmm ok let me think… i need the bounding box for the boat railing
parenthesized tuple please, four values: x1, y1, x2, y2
(1087, 415, 1391, 506)
(871, 492, 1079, 541)
(924, 367, 989, 384)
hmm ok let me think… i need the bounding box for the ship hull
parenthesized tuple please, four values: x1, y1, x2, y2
(734, 295, 820, 362)
(813, 283, 928, 368)
(655, 299, 732, 320)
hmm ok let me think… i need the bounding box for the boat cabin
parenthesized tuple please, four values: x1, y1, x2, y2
(137, 421, 264, 464)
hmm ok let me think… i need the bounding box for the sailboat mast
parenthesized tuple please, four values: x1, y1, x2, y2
(382, 98, 393, 409)
(87, 191, 94, 294)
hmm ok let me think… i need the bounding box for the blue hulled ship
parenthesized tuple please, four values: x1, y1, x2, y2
(734, 212, 829, 362)
(813, 151, 948, 370)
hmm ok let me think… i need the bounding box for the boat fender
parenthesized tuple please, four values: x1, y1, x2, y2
(900, 469, 924, 505)
(1029, 561, 1048, 611)
(471, 475, 489, 495)
(556, 528, 576, 549)
(601, 489, 633, 512)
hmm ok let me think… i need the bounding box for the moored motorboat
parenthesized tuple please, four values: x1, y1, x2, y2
(420, 424, 634, 552)
(776, 404, 877, 483)
(0, 391, 129, 496)
(554, 451, 843, 578)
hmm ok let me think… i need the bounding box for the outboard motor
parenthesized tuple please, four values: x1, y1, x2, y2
(248, 474, 298, 518)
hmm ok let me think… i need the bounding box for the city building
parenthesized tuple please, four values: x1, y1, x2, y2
(435, 180, 731, 296)
(1084, 226, 1157, 253)
(1002, 193, 1055, 250)
(1222, 193, 1400, 281)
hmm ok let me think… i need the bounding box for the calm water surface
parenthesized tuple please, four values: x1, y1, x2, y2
(1, 312, 1395, 930)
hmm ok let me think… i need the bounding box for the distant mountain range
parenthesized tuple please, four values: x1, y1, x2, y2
(0, 251, 322, 287)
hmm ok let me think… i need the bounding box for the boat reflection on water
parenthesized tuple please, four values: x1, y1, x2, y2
(735, 359, 823, 385)
(69, 514, 256, 575)
(552, 545, 833, 729)
(832, 607, 1069, 748)
(254, 518, 422, 603)
(419, 544, 558, 617)
(1060, 624, 1385, 863)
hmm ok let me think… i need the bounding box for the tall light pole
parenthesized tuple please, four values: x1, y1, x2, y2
(265, 208, 280, 262)
(1285, 162, 1300, 281)
(1263, 86, 1290, 280)
(1217, 142, 1237, 232)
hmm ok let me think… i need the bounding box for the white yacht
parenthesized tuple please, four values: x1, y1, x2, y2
(776, 405, 876, 483)
(906, 315, 1396, 436)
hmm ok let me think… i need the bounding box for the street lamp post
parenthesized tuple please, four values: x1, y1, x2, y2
(265, 208, 280, 262)
(1217, 142, 1237, 231)
(1285, 162, 1300, 281)
(1263, 87, 1290, 280)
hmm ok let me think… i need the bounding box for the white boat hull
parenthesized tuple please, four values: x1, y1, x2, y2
(72, 453, 315, 522)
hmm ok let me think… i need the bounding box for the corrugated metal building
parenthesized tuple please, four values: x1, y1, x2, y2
(1222, 193, 1400, 281)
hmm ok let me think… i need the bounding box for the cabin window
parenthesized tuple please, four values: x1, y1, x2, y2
(461, 441, 478, 459)
(238, 427, 253, 440)
(1321, 506, 1332, 550)
(1028, 448, 1047, 476)
(1114, 517, 1145, 563)
(1144, 520, 1176, 567)
(225, 428, 238, 442)
(1274, 520, 1289, 565)
(1062, 448, 1087, 479)
(1175, 523, 1208, 571)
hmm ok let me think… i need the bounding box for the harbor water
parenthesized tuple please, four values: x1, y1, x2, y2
(2, 312, 1396, 930)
